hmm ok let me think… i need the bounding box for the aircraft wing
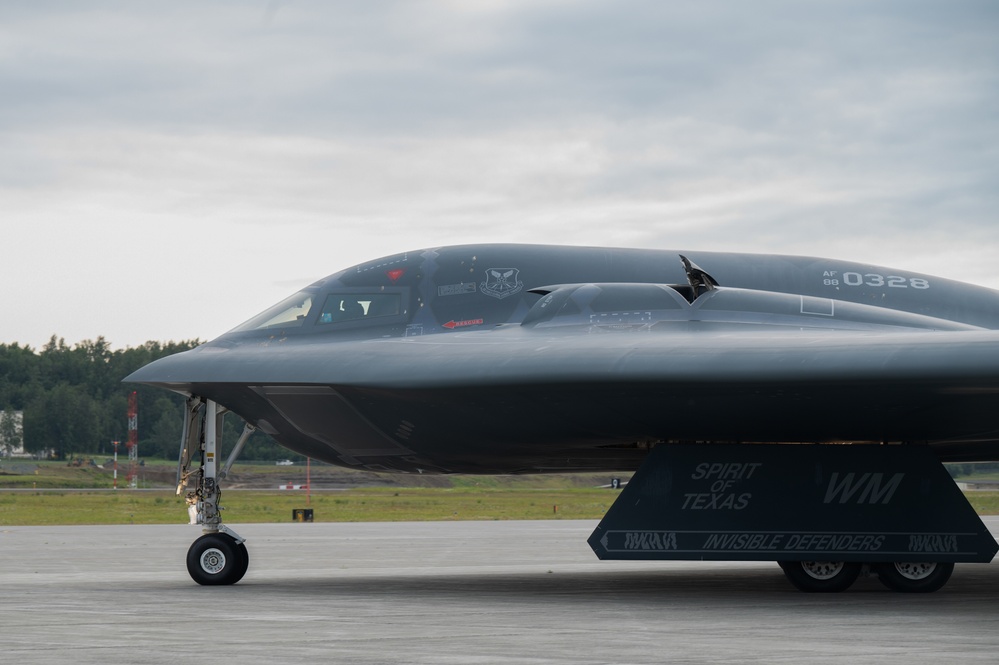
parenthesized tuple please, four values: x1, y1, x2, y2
(128, 326, 999, 466)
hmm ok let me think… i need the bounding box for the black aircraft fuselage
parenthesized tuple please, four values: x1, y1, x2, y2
(128, 244, 999, 472)
(126, 244, 999, 590)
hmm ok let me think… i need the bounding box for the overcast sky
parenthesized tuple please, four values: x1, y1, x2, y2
(2, 1, 997, 349)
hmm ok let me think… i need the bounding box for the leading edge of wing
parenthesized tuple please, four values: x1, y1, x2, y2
(125, 328, 999, 392)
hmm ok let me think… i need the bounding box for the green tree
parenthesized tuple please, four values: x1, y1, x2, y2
(145, 397, 183, 459)
(0, 343, 43, 409)
(23, 383, 101, 459)
(8, 336, 285, 460)
(0, 407, 22, 457)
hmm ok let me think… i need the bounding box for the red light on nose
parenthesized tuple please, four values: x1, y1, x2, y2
(387, 269, 405, 282)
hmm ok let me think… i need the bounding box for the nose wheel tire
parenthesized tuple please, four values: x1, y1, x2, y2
(235, 541, 250, 581)
(778, 560, 862, 592)
(187, 533, 249, 585)
(876, 561, 953, 593)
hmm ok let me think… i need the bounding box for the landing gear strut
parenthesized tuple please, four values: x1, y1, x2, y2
(178, 397, 254, 585)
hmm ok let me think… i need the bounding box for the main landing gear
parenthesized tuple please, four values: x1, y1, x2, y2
(178, 397, 254, 585)
(777, 560, 954, 593)
(779, 560, 861, 593)
(874, 561, 954, 593)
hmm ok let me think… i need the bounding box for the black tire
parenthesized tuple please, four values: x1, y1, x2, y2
(778, 560, 861, 592)
(186, 533, 247, 585)
(876, 561, 953, 593)
(235, 542, 250, 583)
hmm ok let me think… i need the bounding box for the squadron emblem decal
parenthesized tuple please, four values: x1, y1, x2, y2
(480, 268, 524, 299)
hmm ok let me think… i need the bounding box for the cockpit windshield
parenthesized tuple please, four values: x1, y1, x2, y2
(229, 288, 407, 334)
(318, 293, 401, 324)
(230, 290, 315, 332)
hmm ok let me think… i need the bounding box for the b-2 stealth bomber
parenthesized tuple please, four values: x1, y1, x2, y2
(126, 244, 999, 592)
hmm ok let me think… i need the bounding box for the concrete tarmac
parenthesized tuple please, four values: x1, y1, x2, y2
(1, 518, 998, 664)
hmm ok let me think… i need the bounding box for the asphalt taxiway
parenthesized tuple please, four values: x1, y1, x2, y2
(1, 519, 997, 664)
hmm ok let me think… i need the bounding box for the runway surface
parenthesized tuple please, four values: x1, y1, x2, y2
(1, 518, 997, 664)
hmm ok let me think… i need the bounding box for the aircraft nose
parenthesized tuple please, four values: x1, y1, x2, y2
(123, 347, 203, 390)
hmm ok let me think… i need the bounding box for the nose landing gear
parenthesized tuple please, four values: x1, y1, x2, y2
(179, 397, 254, 585)
(187, 529, 250, 585)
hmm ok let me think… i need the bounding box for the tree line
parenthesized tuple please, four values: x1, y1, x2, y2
(0, 336, 287, 461)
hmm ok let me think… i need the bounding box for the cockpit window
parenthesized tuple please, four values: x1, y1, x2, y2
(230, 290, 315, 332)
(318, 293, 401, 324)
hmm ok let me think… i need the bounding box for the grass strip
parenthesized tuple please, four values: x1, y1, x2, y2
(1, 489, 997, 526)
(0, 488, 617, 526)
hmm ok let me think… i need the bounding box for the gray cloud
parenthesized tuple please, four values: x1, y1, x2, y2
(1, 1, 997, 347)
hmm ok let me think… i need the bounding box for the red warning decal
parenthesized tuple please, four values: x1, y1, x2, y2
(386, 268, 405, 282)
(443, 318, 484, 330)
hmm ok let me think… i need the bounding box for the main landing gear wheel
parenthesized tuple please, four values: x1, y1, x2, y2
(778, 560, 861, 592)
(186, 533, 249, 586)
(876, 561, 953, 593)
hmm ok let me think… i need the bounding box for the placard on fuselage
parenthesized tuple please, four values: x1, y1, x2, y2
(589, 444, 998, 563)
